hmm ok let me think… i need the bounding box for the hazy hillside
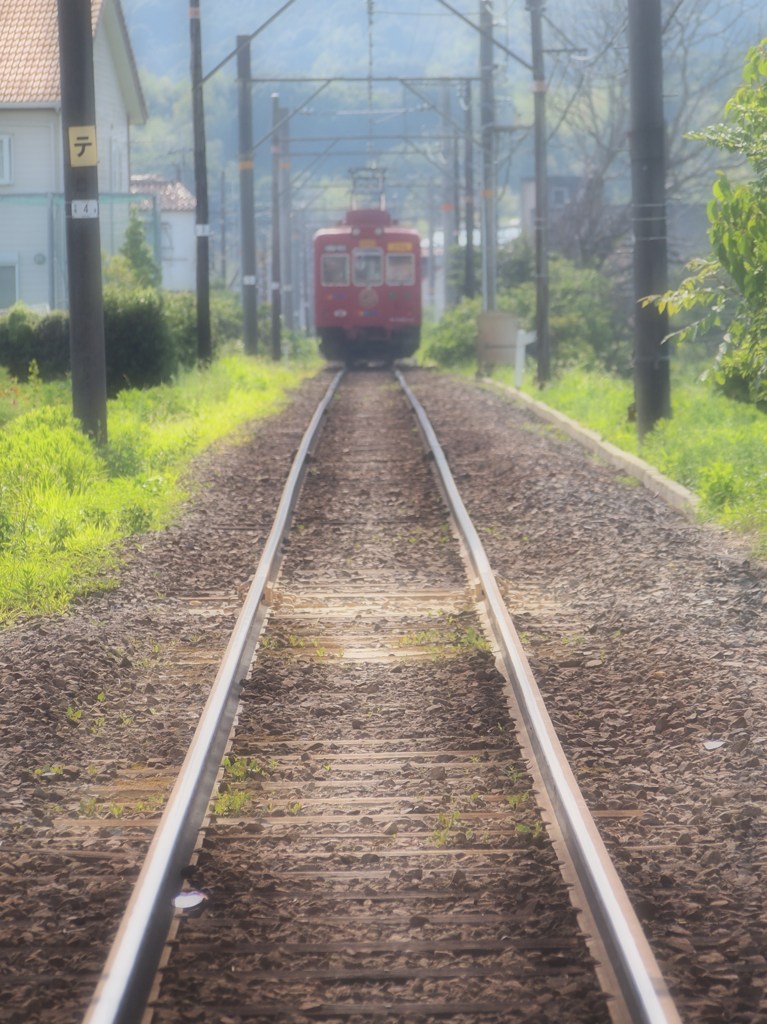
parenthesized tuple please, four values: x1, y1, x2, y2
(121, 0, 487, 81)
(121, 0, 767, 260)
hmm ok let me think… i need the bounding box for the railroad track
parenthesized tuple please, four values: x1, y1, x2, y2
(84, 369, 680, 1024)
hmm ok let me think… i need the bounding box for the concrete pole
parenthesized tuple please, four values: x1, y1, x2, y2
(237, 35, 258, 354)
(57, 0, 107, 442)
(628, 0, 671, 435)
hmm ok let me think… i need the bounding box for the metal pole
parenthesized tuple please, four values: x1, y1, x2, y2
(57, 0, 107, 443)
(237, 35, 258, 354)
(280, 108, 294, 333)
(428, 191, 437, 316)
(190, 0, 212, 362)
(270, 93, 282, 360)
(479, 0, 497, 311)
(442, 85, 457, 309)
(628, 0, 670, 436)
(220, 170, 227, 284)
(529, 0, 550, 384)
(464, 80, 477, 299)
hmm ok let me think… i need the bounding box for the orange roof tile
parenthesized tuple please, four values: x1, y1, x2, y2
(0, 0, 105, 105)
(131, 175, 197, 213)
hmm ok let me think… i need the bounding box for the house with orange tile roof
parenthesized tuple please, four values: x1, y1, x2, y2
(0, 0, 147, 311)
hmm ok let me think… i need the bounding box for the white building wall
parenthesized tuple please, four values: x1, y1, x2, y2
(93, 21, 131, 256)
(161, 210, 196, 291)
(0, 23, 136, 311)
(0, 110, 64, 309)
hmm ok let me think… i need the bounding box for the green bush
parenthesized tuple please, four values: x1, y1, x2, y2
(163, 289, 244, 367)
(162, 291, 197, 368)
(103, 286, 175, 393)
(34, 311, 70, 378)
(0, 305, 69, 381)
(211, 288, 243, 346)
(0, 305, 36, 380)
(422, 253, 630, 373)
(503, 258, 630, 373)
(421, 297, 483, 366)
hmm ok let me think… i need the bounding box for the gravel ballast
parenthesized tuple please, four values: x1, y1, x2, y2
(0, 366, 765, 1023)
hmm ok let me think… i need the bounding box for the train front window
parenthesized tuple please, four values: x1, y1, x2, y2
(386, 252, 415, 286)
(321, 253, 349, 286)
(353, 249, 383, 286)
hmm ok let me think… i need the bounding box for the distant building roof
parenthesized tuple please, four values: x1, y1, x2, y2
(0, 0, 145, 123)
(131, 175, 197, 213)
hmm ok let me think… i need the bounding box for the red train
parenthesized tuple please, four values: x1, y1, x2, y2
(313, 208, 422, 363)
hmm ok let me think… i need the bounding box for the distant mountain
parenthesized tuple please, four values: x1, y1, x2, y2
(120, 0, 486, 82)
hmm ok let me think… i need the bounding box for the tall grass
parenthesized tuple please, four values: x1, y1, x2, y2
(493, 363, 767, 553)
(0, 354, 320, 623)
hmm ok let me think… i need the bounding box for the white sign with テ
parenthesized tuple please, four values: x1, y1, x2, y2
(71, 200, 99, 219)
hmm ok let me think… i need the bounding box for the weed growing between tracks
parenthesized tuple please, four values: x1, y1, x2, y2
(0, 354, 320, 623)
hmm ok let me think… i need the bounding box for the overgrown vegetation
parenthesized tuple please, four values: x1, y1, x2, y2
(656, 38, 767, 406)
(422, 238, 631, 374)
(0, 216, 248, 393)
(0, 355, 318, 624)
(0, 288, 244, 394)
(497, 364, 767, 552)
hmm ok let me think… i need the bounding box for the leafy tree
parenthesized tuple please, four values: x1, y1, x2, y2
(656, 39, 767, 405)
(118, 211, 161, 290)
(544, 0, 766, 269)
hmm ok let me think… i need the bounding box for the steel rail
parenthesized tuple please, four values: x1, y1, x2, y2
(396, 369, 681, 1024)
(83, 370, 345, 1024)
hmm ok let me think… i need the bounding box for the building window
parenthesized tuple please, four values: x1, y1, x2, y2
(0, 256, 18, 309)
(552, 186, 569, 208)
(0, 136, 12, 185)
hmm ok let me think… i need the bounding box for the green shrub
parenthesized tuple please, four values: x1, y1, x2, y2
(0, 306, 70, 382)
(422, 255, 629, 374)
(211, 289, 243, 345)
(34, 311, 70, 378)
(504, 258, 630, 373)
(103, 286, 175, 393)
(162, 289, 242, 369)
(421, 297, 483, 366)
(0, 305, 36, 380)
(162, 291, 198, 368)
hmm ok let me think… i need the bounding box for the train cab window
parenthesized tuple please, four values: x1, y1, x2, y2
(386, 252, 415, 286)
(353, 249, 383, 286)
(321, 253, 350, 286)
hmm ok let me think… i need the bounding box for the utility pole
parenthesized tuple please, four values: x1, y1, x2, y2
(628, 0, 670, 436)
(442, 85, 457, 308)
(237, 35, 258, 354)
(190, 0, 212, 362)
(280, 110, 295, 333)
(270, 93, 282, 360)
(220, 170, 227, 285)
(463, 80, 477, 299)
(479, 0, 497, 311)
(57, 0, 107, 443)
(528, 0, 550, 384)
